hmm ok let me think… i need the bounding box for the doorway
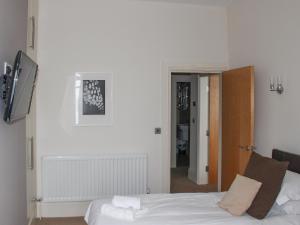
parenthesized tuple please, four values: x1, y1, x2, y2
(163, 65, 255, 193)
(170, 73, 219, 193)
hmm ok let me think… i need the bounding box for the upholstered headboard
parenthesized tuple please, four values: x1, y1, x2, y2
(272, 149, 300, 174)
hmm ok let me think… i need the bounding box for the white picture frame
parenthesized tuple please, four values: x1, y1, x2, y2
(74, 72, 113, 126)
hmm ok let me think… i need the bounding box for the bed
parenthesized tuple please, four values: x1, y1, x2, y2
(85, 149, 300, 225)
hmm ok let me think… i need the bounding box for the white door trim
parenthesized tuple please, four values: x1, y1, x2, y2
(161, 61, 227, 193)
(197, 76, 209, 185)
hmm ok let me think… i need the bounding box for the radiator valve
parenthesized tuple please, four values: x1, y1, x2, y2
(146, 187, 151, 194)
(32, 197, 42, 202)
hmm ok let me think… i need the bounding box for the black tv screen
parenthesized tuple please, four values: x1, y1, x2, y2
(3, 51, 38, 123)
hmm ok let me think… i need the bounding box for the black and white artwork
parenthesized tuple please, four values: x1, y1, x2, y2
(75, 72, 113, 126)
(82, 80, 105, 115)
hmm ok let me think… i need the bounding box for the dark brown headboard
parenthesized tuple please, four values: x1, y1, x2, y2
(272, 149, 300, 174)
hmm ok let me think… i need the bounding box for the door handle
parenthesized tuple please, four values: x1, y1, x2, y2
(27, 137, 34, 170)
(29, 17, 35, 49)
(239, 145, 256, 151)
(247, 145, 256, 151)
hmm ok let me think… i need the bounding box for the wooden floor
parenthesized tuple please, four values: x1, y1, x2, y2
(32, 217, 86, 225)
(171, 167, 217, 193)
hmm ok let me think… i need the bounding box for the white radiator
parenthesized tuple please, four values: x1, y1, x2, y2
(42, 154, 147, 202)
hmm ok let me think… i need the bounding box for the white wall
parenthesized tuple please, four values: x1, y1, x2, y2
(0, 0, 28, 225)
(228, 0, 300, 157)
(35, 0, 228, 202)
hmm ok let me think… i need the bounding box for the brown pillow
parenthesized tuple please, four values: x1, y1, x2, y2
(218, 175, 262, 216)
(244, 152, 289, 219)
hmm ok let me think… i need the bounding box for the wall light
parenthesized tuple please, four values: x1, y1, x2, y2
(270, 76, 284, 94)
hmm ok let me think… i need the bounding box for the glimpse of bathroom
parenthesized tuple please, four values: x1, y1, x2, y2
(171, 73, 215, 193)
(176, 81, 191, 169)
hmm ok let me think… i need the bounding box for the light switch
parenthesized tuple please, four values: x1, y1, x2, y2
(155, 128, 161, 134)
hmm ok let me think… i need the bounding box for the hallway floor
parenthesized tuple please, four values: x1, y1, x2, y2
(170, 167, 217, 193)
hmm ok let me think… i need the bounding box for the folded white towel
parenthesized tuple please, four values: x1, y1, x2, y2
(101, 204, 135, 221)
(112, 195, 141, 210)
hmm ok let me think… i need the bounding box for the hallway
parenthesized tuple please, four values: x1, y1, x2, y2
(171, 167, 217, 193)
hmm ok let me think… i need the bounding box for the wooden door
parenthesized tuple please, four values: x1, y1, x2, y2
(221, 66, 254, 191)
(208, 75, 220, 186)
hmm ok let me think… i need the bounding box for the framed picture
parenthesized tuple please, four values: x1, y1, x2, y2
(74, 72, 113, 126)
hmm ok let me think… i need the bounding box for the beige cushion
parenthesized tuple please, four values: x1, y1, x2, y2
(218, 174, 262, 216)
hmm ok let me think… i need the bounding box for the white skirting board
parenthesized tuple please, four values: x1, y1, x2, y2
(39, 201, 90, 217)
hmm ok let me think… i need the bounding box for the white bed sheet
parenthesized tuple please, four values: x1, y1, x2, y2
(85, 192, 300, 225)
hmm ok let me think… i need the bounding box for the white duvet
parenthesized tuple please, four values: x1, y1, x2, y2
(85, 192, 300, 225)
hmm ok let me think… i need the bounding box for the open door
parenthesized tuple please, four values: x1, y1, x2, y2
(221, 66, 254, 191)
(208, 75, 220, 186)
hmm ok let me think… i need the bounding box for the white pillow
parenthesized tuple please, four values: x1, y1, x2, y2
(281, 201, 300, 215)
(267, 203, 286, 217)
(276, 170, 300, 205)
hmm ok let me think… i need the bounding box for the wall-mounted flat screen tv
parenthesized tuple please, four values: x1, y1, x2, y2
(3, 51, 38, 123)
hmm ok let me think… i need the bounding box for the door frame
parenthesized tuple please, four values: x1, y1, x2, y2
(161, 62, 227, 193)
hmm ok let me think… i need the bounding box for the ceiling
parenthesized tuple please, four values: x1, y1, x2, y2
(139, 0, 233, 6)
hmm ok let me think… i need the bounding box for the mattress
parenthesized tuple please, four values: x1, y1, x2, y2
(85, 192, 300, 225)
